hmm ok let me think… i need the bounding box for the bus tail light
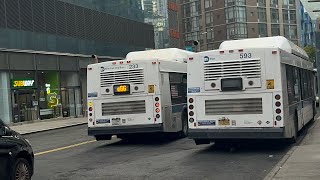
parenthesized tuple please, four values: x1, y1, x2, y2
(127, 61, 131, 63)
(275, 102, 281, 107)
(189, 118, 194, 123)
(189, 57, 194, 60)
(120, 61, 124, 64)
(156, 114, 160, 118)
(89, 107, 93, 111)
(220, 51, 224, 54)
(276, 109, 281, 114)
(272, 50, 278, 54)
(155, 97, 159, 101)
(238, 49, 243, 52)
(189, 111, 194, 116)
(189, 105, 194, 110)
(276, 116, 282, 121)
(152, 62, 157, 64)
(155, 102, 160, 107)
(193, 122, 197, 127)
(112, 62, 116, 65)
(189, 98, 194, 103)
(229, 50, 234, 53)
(275, 94, 281, 100)
(155, 108, 160, 113)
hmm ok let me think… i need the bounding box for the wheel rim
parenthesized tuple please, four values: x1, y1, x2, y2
(15, 162, 30, 180)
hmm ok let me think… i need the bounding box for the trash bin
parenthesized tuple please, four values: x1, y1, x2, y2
(62, 108, 69, 117)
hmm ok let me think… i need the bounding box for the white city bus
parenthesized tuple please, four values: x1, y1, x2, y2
(87, 48, 193, 140)
(187, 36, 316, 145)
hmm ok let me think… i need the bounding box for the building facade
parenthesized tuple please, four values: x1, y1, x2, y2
(0, 0, 154, 124)
(179, 0, 301, 51)
(298, 1, 316, 47)
(60, 0, 145, 22)
(142, 0, 180, 49)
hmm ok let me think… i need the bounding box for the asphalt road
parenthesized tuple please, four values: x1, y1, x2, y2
(24, 124, 293, 180)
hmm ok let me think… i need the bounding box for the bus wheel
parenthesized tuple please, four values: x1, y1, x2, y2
(288, 115, 298, 144)
(195, 139, 210, 145)
(95, 135, 112, 141)
(180, 113, 188, 138)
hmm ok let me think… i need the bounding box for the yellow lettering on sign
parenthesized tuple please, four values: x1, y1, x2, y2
(266, 79, 274, 89)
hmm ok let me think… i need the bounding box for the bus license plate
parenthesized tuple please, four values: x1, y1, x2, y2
(112, 118, 121, 125)
(218, 119, 230, 126)
(96, 119, 110, 124)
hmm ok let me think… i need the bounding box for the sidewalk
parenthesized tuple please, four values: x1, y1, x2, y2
(9, 117, 87, 135)
(270, 118, 320, 180)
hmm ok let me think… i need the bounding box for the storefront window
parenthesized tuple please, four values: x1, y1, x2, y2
(37, 71, 61, 119)
(11, 71, 38, 122)
(60, 72, 82, 117)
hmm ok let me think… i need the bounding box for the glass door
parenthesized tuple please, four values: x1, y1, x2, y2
(61, 87, 82, 117)
(12, 89, 39, 122)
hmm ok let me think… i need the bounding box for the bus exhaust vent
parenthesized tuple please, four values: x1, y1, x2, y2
(204, 59, 261, 81)
(100, 69, 144, 87)
(102, 100, 146, 116)
(205, 98, 263, 115)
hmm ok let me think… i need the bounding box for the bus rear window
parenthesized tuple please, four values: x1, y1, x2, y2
(221, 78, 243, 91)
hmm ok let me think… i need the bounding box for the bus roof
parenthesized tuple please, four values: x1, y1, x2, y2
(219, 36, 308, 59)
(126, 48, 194, 63)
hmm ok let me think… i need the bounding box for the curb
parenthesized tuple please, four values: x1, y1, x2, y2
(19, 122, 87, 135)
(263, 146, 297, 180)
(8, 116, 85, 127)
(263, 117, 320, 180)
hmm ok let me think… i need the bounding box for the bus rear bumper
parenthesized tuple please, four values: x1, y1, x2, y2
(188, 127, 284, 139)
(88, 124, 163, 136)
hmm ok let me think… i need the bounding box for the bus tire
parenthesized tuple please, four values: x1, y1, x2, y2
(195, 139, 210, 145)
(180, 111, 188, 138)
(288, 114, 298, 144)
(95, 135, 112, 141)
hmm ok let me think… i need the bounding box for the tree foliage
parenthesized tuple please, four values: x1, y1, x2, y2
(304, 45, 316, 63)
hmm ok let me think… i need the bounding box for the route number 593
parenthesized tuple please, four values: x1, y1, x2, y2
(240, 53, 252, 59)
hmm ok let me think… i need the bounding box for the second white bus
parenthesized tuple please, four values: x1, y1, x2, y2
(187, 37, 316, 145)
(87, 48, 193, 140)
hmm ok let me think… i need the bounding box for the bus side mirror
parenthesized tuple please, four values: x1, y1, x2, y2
(0, 126, 6, 136)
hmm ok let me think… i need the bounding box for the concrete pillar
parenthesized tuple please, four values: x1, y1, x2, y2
(0, 72, 12, 124)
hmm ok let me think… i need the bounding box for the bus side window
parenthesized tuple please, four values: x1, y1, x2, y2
(169, 73, 187, 105)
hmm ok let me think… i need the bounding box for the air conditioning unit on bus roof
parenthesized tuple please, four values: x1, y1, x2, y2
(219, 36, 308, 59)
(126, 48, 194, 63)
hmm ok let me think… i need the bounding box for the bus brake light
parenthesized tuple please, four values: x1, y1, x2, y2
(155, 102, 160, 107)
